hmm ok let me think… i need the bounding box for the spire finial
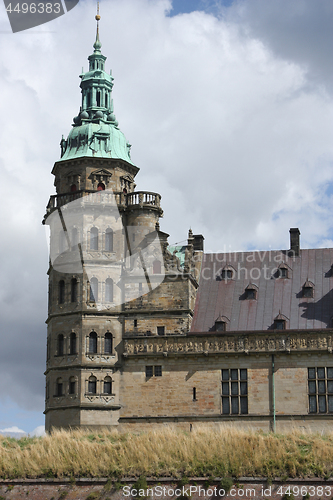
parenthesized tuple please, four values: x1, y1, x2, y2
(93, 2, 102, 53)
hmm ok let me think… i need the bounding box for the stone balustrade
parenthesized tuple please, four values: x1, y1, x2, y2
(45, 190, 161, 213)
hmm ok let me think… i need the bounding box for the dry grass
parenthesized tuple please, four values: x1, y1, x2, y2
(0, 426, 333, 479)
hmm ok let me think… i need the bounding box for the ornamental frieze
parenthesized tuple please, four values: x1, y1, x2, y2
(123, 332, 332, 356)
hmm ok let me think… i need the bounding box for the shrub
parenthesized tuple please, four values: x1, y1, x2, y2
(219, 477, 233, 494)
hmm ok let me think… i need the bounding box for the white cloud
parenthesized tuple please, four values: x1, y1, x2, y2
(0, 426, 25, 434)
(31, 425, 46, 437)
(0, 0, 332, 425)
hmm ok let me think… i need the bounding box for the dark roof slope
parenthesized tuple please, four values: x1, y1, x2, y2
(191, 249, 333, 332)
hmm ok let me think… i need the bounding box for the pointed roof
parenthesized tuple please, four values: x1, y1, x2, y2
(58, 10, 135, 166)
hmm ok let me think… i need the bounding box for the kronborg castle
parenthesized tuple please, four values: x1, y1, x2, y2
(43, 18, 333, 432)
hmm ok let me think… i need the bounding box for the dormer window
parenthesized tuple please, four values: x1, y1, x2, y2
(221, 265, 235, 280)
(273, 311, 288, 330)
(213, 314, 229, 332)
(245, 283, 258, 300)
(302, 280, 314, 298)
(278, 263, 290, 279)
(215, 321, 226, 332)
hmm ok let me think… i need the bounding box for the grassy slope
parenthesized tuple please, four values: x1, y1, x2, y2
(0, 426, 332, 480)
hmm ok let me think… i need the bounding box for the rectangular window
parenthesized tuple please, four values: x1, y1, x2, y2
(221, 369, 248, 415)
(157, 326, 165, 336)
(69, 381, 75, 394)
(154, 365, 162, 377)
(308, 367, 333, 414)
(146, 366, 162, 377)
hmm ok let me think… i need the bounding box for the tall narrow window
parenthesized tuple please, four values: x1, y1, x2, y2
(308, 367, 333, 414)
(69, 332, 77, 355)
(57, 334, 64, 356)
(105, 278, 113, 302)
(96, 91, 101, 107)
(222, 369, 248, 415)
(88, 376, 97, 394)
(71, 227, 78, 250)
(58, 280, 65, 304)
(105, 228, 113, 252)
(193, 387, 197, 401)
(103, 376, 112, 394)
(105, 93, 108, 108)
(90, 227, 98, 250)
(89, 331, 97, 354)
(59, 231, 68, 254)
(89, 278, 98, 302)
(69, 377, 76, 395)
(104, 332, 113, 354)
(56, 378, 63, 397)
(71, 278, 77, 303)
(87, 91, 91, 108)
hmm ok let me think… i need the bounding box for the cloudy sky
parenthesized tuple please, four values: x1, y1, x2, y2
(0, 0, 332, 434)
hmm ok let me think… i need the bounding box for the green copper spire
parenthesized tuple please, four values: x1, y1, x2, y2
(58, 7, 134, 165)
(93, 3, 102, 53)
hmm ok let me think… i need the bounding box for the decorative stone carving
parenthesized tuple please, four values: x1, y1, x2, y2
(123, 331, 333, 357)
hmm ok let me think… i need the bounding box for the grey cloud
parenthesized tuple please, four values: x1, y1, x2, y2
(223, 0, 333, 93)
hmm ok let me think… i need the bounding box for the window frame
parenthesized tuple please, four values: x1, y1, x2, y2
(221, 368, 248, 415)
(104, 332, 113, 354)
(90, 227, 99, 251)
(88, 331, 98, 354)
(308, 367, 333, 414)
(145, 366, 162, 378)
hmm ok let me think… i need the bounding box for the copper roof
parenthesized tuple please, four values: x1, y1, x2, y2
(191, 248, 333, 332)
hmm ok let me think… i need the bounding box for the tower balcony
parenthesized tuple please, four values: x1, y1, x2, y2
(44, 190, 162, 219)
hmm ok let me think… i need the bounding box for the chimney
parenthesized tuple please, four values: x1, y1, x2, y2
(193, 234, 204, 251)
(289, 228, 300, 257)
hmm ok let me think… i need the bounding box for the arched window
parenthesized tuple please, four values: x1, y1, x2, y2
(97, 182, 105, 191)
(89, 331, 97, 353)
(56, 377, 63, 397)
(58, 280, 65, 304)
(105, 278, 113, 302)
(103, 376, 112, 394)
(104, 332, 113, 354)
(70, 332, 77, 355)
(153, 260, 161, 274)
(105, 228, 113, 252)
(69, 376, 76, 395)
(70, 184, 77, 192)
(71, 278, 77, 303)
(89, 278, 98, 302)
(88, 375, 97, 394)
(57, 334, 64, 356)
(90, 227, 98, 250)
(71, 227, 78, 250)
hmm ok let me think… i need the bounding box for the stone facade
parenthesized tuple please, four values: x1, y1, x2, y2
(44, 24, 333, 433)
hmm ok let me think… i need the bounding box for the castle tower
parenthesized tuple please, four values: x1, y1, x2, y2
(43, 14, 164, 430)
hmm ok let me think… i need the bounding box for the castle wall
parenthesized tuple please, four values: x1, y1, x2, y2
(119, 332, 333, 432)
